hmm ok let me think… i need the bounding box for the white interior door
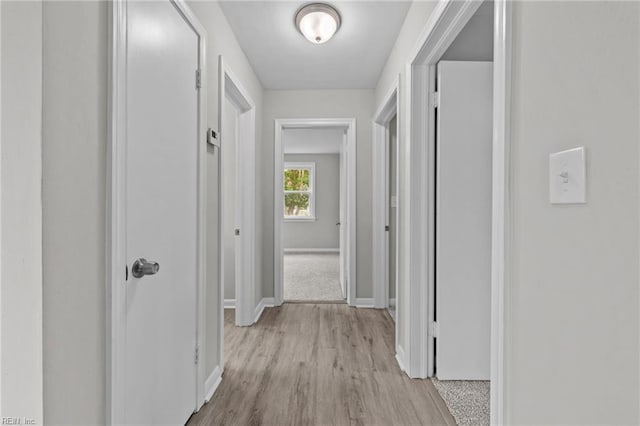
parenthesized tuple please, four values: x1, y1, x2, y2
(125, 1, 199, 422)
(435, 61, 492, 380)
(339, 134, 347, 298)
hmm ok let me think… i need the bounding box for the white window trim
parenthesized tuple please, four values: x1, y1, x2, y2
(283, 161, 316, 221)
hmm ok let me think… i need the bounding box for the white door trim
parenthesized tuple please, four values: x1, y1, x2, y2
(339, 131, 348, 297)
(372, 77, 399, 310)
(274, 118, 357, 306)
(218, 56, 257, 330)
(489, 2, 512, 423)
(107, 0, 208, 422)
(404, 0, 511, 424)
(372, 76, 401, 369)
(0, 0, 3, 409)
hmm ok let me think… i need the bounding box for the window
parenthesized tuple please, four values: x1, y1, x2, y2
(283, 162, 315, 220)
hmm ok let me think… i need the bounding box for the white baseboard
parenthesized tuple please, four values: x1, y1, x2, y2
(263, 297, 275, 306)
(396, 345, 407, 373)
(284, 248, 339, 253)
(204, 365, 222, 403)
(224, 299, 235, 309)
(355, 298, 375, 308)
(253, 297, 276, 323)
(253, 299, 264, 323)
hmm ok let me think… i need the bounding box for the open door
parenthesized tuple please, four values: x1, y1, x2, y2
(435, 61, 493, 380)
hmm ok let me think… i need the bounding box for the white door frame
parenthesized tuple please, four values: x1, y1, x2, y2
(218, 56, 257, 329)
(372, 77, 400, 368)
(372, 76, 399, 310)
(0, 0, 4, 409)
(404, 0, 511, 424)
(274, 118, 357, 306)
(338, 140, 348, 300)
(107, 0, 208, 422)
(338, 132, 347, 298)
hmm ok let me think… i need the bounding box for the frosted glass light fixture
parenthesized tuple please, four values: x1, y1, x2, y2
(295, 3, 341, 44)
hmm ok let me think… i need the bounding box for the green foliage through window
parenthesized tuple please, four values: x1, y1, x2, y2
(284, 167, 312, 217)
(284, 168, 309, 191)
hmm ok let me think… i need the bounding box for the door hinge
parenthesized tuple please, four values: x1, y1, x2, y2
(195, 69, 202, 89)
(194, 346, 200, 364)
(385, 225, 390, 231)
(429, 321, 439, 338)
(430, 91, 440, 109)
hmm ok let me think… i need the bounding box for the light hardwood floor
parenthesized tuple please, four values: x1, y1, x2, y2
(188, 304, 456, 425)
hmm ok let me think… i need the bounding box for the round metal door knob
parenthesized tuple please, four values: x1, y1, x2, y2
(132, 258, 160, 278)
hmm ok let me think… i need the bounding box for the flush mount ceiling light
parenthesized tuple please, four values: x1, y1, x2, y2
(295, 3, 341, 44)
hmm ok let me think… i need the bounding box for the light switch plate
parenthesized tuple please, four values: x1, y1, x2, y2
(390, 195, 397, 208)
(549, 147, 586, 204)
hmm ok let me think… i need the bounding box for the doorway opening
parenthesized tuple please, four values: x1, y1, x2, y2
(431, 2, 494, 424)
(274, 119, 356, 306)
(219, 56, 257, 328)
(403, 0, 511, 424)
(221, 96, 239, 312)
(281, 129, 344, 302)
(386, 115, 399, 320)
(372, 78, 400, 363)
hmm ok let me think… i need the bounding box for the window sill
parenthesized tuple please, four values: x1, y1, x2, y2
(284, 217, 317, 223)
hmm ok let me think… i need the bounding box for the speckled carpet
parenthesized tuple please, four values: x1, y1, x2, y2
(283, 252, 344, 301)
(431, 379, 490, 426)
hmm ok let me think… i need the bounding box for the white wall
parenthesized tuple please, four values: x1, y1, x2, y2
(283, 128, 343, 154)
(375, 1, 438, 107)
(1, 1, 43, 422)
(283, 154, 340, 250)
(261, 89, 374, 298)
(42, 2, 107, 423)
(187, 0, 264, 382)
(507, 2, 639, 423)
(440, 1, 493, 62)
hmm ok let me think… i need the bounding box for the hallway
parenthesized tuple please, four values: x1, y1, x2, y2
(4, 0, 640, 423)
(188, 305, 455, 425)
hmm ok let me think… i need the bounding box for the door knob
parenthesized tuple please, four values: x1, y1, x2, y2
(132, 258, 160, 278)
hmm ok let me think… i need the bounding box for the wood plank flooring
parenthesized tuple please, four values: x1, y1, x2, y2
(188, 304, 456, 426)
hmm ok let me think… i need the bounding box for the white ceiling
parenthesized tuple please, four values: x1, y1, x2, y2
(219, 1, 412, 90)
(283, 128, 344, 154)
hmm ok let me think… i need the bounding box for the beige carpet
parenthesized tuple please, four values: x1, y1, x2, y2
(283, 252, 344, 301)
(431, 379, 490, 426)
